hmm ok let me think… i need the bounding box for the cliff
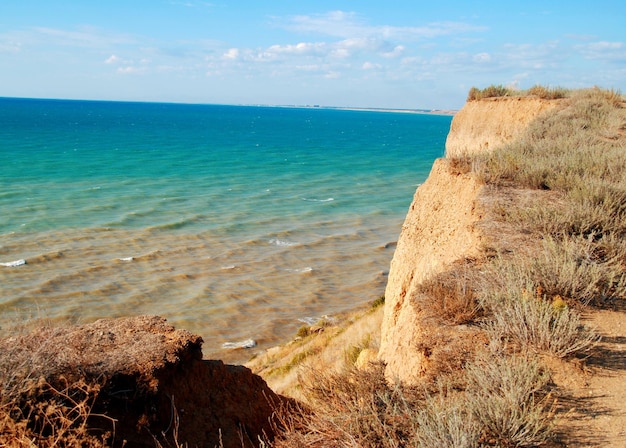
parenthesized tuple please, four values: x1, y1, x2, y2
(378, 97, 560, 383)
(0, 316, 286, 447)
(444, 96, 558, 158)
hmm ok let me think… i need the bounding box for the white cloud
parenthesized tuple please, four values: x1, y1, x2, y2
(362, 61, 382, 70)
(473, 52, 491, 63)
(0, 41, 20, 53)
(281, 11, 486, 41)
(223, 48, 239, 60)
(105, 54, 119, 64)
(33, 26, 136, 48)
(381, 45, 405, 58)
(576, 41, 626, 62)
(116, 66, 146, 74)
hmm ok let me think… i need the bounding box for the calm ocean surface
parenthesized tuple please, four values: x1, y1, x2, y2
(0, 97, 451, 361)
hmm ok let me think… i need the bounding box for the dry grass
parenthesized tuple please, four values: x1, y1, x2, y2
(273, 354, 556, 448)
(467, 84, 570, 101)
(0, 325, 112, 447)
(273, 362, 421, 448)
(481, 284, 599, 358)
(465, 354, 555, 447)
(467, 85, 513, 101)
(417, 260, 483, 325)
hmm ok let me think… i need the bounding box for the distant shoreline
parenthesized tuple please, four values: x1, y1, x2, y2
(273, 104, 458, 116)
(0, 96, 457, 116)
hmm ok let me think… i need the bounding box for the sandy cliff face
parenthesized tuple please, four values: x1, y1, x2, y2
(445, 97, 558, 158)
(379, 97, 556, 383)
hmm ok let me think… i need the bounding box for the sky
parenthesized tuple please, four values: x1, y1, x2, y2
(0, 1, 624, 110)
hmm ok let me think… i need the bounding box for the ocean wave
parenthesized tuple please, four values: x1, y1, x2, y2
(1, 259, 26, 267)
(269, 238, 299, 247)
(286, 267, 313, 273)
(298, 315, 337, 326)
(301, 197, 334, 202)
(222, 338, 256, 349)
(28, 251, 64, 264)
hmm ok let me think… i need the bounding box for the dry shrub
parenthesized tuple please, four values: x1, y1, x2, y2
(526, 85, 569, 99)
(467, 85, 513, 101)
(272, 356, 554, 448)
(465, 354, 555, 447)
(0, 325, 113, 447)
(483, 288, 599, 358)
(528, 236, 626, 306)
(415, 391, 480, 448)
(274, 362, 421, 448)
(418, 261, 482, 325)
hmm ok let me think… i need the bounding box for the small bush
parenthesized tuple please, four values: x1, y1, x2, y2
(526, 85, 569, 99)
(483, 286, 599, 358)
(0, 328, 110, 447)
(465, 355, 554, 447)
(275, 363, 421, 448)
(418, 262, 482, 325)
(467, 84, 513, 101)
(416, 393, 480, 448)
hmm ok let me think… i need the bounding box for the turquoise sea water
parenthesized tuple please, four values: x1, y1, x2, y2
(0, 97, 451, 361)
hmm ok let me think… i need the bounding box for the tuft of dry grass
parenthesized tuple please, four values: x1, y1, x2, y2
(0, 326, 112, 447)
(465, 354, 555, 447)
(415, 390, 480, 448)
(526, 85, 569, 99)
(481, 284, 599, 358)
(467, 84, 571, 101)
(467, 85, 514, 101)
(417, 260, 483, 325)
(273, 362, 422, 448)
(273, 354, 556, 448)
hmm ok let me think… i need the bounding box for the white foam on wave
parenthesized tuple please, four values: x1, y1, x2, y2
(221, 265, 236, 270)
(298, 315, 337, 326)
(117, 257, 134, 262)
(222, 339, 256, 349)
(269, 238, 298, 247)
(301, 197, 334, 202)
(1, 259, 26, 267)
(286, 267, 314, 273)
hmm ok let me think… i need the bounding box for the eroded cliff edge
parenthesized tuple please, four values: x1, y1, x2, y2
(378, 97, 559, 383)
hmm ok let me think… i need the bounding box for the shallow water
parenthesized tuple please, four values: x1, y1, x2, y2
(0, 98, 451, 362)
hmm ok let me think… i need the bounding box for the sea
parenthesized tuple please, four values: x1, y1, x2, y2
(0, 97, 452, 362)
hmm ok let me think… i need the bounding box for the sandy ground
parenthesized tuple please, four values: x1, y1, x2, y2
(552, 301, 626, 447)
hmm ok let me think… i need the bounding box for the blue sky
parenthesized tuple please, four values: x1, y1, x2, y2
(1, 1, 624, 109)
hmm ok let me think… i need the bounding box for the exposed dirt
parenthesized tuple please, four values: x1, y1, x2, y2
(445, 96, 560, 158)
(549, 304, 626, 447)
